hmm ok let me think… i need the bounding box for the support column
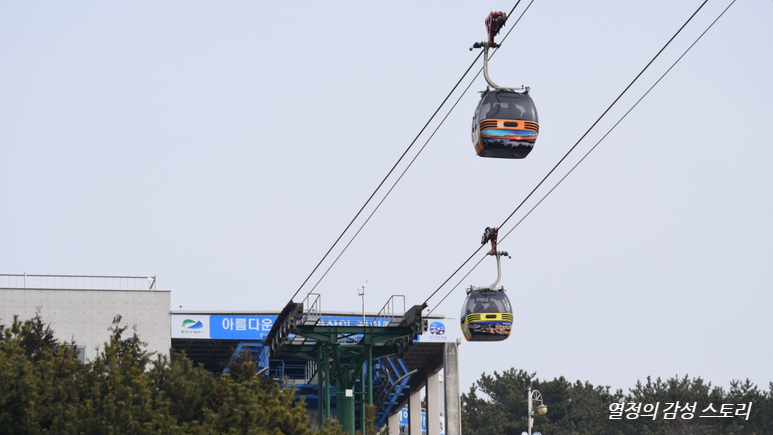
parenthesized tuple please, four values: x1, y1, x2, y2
(387, 411, 401, 435)
(427, 371, 440, 435)
(324, 345, 331, 422)
(444, 342, 461, 435)
(337, 385, 355, 435)
(368, 348, 373, 405)
(409, 385, 423, 435)
(318, 346, 325, 429)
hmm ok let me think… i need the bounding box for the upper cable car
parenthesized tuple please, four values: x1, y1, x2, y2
(470, 12, 540, 159)
(472, 91, 539, 159)
(460, 227, 514, 342)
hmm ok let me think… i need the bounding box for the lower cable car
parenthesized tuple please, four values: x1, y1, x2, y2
(460, 287, 513, 341)
(460, 227, 514, 342)
(470, 11, 539, 159)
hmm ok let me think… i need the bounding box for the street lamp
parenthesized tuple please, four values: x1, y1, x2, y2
(522, 386, 547, 435)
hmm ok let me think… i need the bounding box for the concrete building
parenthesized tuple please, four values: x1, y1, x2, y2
(0, 273, 170, 361)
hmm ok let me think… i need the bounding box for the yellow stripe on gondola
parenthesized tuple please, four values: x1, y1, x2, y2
(465, 312, 512, 324)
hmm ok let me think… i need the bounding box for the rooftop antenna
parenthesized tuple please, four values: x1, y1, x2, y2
(357, 280, 368, 326)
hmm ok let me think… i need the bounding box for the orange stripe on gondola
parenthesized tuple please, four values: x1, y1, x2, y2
(479, 119, 539, 134)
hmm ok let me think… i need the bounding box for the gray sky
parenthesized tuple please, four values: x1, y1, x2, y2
(2, 1, 771, 395)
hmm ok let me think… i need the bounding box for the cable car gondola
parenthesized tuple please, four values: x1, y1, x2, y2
(460, 287, 513, 341)
(470, 11, 540, 159)
(460, 227, 514, 342)
(472, 90, 539, 159)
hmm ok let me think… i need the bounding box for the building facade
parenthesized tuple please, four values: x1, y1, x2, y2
(0, 274, 171, 361)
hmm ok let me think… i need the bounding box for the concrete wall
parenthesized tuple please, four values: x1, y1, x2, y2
(0, 288, 171, 360)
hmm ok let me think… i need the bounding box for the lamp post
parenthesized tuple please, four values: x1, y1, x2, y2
(525, 386, 547, 435)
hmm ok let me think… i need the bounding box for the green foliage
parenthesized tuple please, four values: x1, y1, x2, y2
(362, 404, 378, 435)
(0, 313, 318, 435)
(462, 369, 772, 435)
(461, 369, 623, 435)
(317, 421, 345, 435)
(5, 312, 770, 435)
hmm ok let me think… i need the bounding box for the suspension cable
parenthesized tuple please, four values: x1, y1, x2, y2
(288, 50, 483, 302)
(423, 0, 712, 308)
(289, 0, 529, 302)
(428, 0, 736, 316)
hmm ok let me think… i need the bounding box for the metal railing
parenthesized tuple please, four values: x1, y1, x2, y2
(268, 360, 309, 381)
(375, 295, 406, 327)
(0, 274, 158, 290)
(303, 293, 321, 317)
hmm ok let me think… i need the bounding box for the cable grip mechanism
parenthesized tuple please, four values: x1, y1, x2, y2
(481, 227, 510, 288)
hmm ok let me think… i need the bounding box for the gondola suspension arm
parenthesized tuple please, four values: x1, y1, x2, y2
(481, 227, 511, 289)
(470, 11, 529, 93)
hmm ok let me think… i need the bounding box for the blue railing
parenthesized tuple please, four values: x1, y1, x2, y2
(374, 356, 414, 426)
(222, 342, 269, 374)
(224, 341, 411, 427)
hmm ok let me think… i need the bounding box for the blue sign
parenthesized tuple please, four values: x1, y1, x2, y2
(398, 409, 428, 431)
(315, 317, 390, 327)
(203, 314, 449, 342)
(429, 321, 446, 335)
(207, 315, 390, 340)
(210, 315, 277, 339)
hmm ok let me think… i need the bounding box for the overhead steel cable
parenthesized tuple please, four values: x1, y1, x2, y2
(423, 0, 711, 308)
(287, 49, 483, 302)
(288, 0, 528, 302)
(302, 77, 479, 298)
(300, 0, 537, 301)
(427, 0, 736, 315)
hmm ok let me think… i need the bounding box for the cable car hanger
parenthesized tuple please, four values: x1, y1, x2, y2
(468, 226, 511, 294)
(482, 226, 511, 289)
(470, 11, 529, 94)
